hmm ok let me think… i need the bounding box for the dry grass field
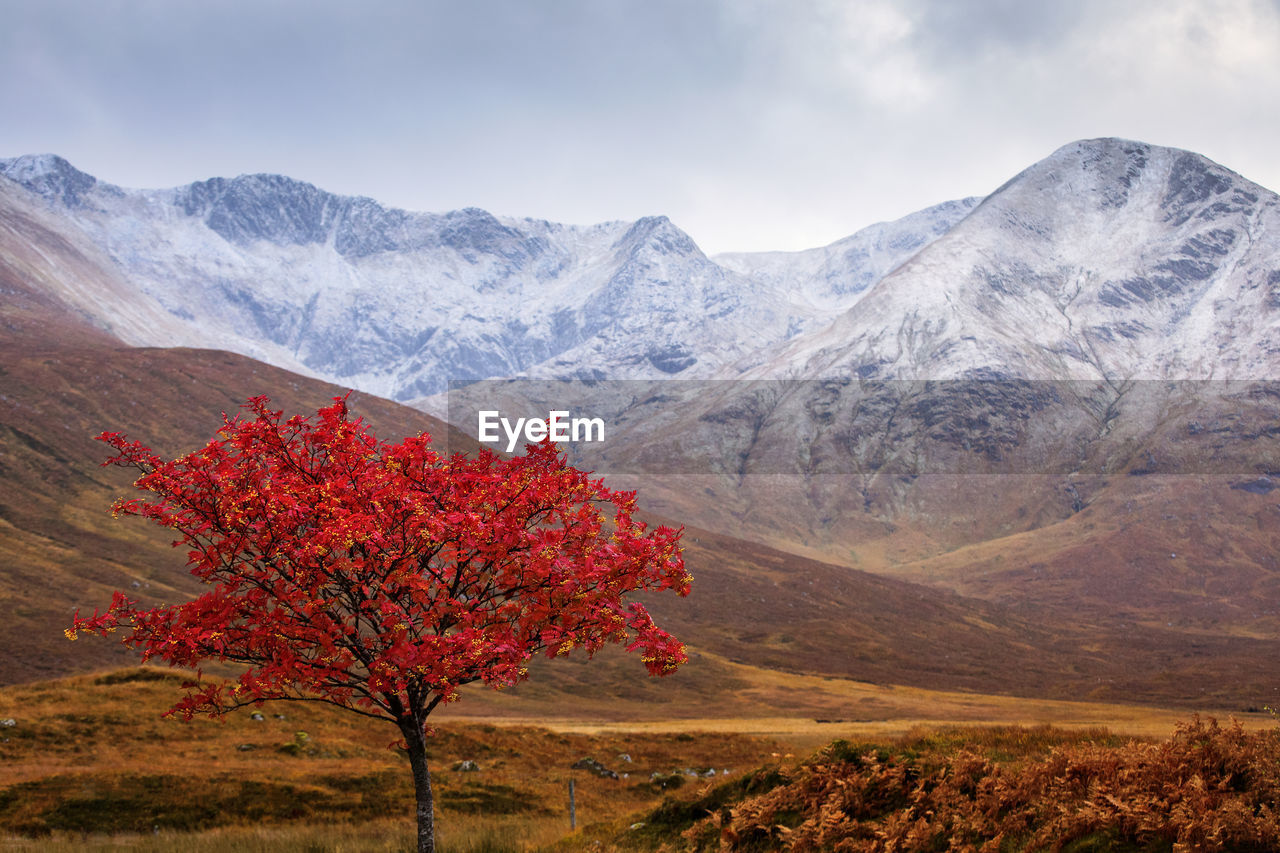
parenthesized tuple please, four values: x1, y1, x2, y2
(0, 667, 781, 851)
(2, 665, 1273, 851)
(440, 646, 1276, 747)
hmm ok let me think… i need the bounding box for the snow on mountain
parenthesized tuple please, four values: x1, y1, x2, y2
(0, 155, 971, 400)
(0, 169, 195, 351)
(754, 139, 1280, 382)
(610, 140, 1280, 489)
(6, 138, 1277, 432)
(714, 197, 981, 312)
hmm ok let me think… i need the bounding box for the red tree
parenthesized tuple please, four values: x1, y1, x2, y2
(67, 396, 690, 852)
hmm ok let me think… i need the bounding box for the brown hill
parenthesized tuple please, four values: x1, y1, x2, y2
(0, 340, 464, 684)
(6, 338, 1280, 708)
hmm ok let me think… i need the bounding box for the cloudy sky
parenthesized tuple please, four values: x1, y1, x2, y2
(3, 0, 1278, 254)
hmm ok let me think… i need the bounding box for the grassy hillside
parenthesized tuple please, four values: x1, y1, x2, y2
(0, 340, 468, 684)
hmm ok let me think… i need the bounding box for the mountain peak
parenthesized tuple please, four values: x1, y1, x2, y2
(177, 172, 342, 247)
(989, 138, 1261, 220)
(613, 214, 701, 258)
(0, 153, 99, 208)
(1, 152, 74, 176)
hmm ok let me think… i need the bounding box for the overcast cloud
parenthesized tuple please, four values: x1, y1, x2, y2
(3, 0, 1278, 253)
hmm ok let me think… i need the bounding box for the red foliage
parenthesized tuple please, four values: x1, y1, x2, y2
(67, 395, 690, 728)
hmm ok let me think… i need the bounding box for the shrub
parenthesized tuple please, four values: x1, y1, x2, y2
(691, 718, 1280, 852)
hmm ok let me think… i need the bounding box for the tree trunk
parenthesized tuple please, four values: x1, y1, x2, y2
(404, 724, 436, 853)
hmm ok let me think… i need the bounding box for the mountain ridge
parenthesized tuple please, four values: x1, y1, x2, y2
(0, 151, 982, 399)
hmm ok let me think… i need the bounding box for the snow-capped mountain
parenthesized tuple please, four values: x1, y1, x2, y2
(0, 154, 971, 400)
(715, 197, 981, 312)
(757, 138, 1280, 382)
(9, 142, 1280, 705)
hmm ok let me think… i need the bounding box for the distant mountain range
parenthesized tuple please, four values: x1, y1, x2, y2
(0, 151, 978, 400)
(4, 138, 1278, 403)
(4, 188, 1218, 706)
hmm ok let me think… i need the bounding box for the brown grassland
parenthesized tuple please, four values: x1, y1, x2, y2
(0, 667, 776, 851)
(2, 665, 1278, 851)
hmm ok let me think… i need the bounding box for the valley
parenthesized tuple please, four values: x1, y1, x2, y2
(2, 136, 1280, 848)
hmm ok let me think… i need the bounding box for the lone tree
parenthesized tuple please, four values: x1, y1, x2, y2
(68, 396, 690, 852)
